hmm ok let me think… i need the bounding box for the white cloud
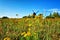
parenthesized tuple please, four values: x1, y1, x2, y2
(47, 8, 60, 13)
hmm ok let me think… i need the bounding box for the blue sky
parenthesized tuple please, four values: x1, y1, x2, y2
(0, 0, 60, 18)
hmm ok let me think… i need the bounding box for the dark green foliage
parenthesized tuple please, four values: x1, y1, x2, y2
(53, 12, 60, 18)
(46, 12, 60, 18)
(2, 16, 9, 19)
(23, 16, 28, 18)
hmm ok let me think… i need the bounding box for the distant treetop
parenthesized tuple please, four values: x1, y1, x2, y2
(2, 16, 9, 19)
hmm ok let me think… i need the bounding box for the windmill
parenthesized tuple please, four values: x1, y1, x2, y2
(32, 10, 39, 18)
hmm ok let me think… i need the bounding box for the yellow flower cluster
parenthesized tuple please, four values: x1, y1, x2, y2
(28, 28, 31, 31)
(29, 24, 32, 27)
(24, 31, 31, 37)
(21, 32, 26, 36)
(4, 37, 10, 40)
(21, 28, 31, 37)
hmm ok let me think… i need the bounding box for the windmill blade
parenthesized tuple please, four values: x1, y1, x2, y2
(36, 11, 39, 14)
(32, 10, 34, 12)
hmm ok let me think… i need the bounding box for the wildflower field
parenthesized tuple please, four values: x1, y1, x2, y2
(0, 17, 60, 40)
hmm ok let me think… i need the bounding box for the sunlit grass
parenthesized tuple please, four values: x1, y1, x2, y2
(0, 17, 60, 40)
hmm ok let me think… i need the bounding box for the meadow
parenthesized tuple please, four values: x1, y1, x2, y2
(0, 16, 60, 40)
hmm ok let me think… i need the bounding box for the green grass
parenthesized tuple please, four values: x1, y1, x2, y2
(0, 18, 60, 40)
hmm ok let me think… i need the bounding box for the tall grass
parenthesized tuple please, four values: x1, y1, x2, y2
(0, 18, 60, 40)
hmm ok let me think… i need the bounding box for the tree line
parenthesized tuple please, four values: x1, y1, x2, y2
(1, 12, 60, 19)
(23, 12, 60, 18)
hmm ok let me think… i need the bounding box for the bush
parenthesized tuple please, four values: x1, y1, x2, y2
(2, 16, 9, 19)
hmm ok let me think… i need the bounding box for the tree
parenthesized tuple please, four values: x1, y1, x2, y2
(38, 14, 43, 19)
(46, 13, 54, 19)
(46, 12, 60, 18)
(2, 16, 9, 19)
(23, 16, 28, 18)
(52, 12, 60, 18)
(49, 13, 52, 17)
(28, 14, 31, 18)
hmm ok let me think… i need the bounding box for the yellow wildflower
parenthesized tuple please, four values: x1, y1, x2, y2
(21, 32, 26, 36)
(23, 31, 31, 37)
(24, 34, 27, 37)
(28, 28, 31, 31)
(4, 37, 10, 40)
(29, 24, 32, 26)
(27, 31, 31, 36)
